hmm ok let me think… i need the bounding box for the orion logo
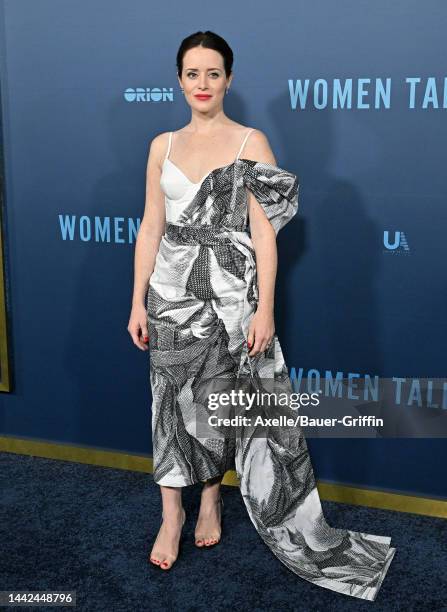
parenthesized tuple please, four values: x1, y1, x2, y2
(124, 88, 174, 102)
(383, 230, 410, 254)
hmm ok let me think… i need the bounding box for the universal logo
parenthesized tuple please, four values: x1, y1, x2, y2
(124, 88, 174, 102)
(383, 230, 410, 255)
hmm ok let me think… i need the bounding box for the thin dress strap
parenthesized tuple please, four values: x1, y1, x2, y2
(236, 128, 254, 160)
(164, 131, 173, 161)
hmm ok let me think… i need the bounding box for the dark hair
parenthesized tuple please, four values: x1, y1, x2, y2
(176, 31, 234, 78)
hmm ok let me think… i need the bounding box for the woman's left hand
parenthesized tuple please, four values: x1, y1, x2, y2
(246, 307, 275, 356)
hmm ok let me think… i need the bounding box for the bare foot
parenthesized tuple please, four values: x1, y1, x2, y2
(149, 506, 186, 569)
(195, 495, 223, 547)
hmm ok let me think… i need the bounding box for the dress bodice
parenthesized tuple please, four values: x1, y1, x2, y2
(159, 130, 300, 234)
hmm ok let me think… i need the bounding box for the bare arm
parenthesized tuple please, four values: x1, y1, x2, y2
(127, 132, 168, 350)
(243, 129, 278, 356)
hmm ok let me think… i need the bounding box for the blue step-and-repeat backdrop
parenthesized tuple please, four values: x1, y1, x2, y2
(0, 1, 446, 499)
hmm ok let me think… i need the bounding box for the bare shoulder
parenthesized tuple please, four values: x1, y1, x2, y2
(243, 128, 277, 165)
(146, 131, 171, 171)
(147, 132, 169, 172)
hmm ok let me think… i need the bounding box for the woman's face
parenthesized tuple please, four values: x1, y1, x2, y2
(178, 46, 232, 111)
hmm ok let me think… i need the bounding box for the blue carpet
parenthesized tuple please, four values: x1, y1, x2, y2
(1, 452, 446, 611)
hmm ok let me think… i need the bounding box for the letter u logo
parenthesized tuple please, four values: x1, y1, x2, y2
(383, 230, 400, 250)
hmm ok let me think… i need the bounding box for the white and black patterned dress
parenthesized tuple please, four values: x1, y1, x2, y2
(146, 129, 396, 601)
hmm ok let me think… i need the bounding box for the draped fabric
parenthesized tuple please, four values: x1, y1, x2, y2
(147, 156, 395, 601)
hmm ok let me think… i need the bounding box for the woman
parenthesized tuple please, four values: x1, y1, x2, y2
(128, 31, 395, 601)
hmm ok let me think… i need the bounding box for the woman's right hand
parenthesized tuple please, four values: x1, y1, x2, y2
(127, 302, 150, 351)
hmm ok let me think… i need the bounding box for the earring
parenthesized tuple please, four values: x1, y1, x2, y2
(226, 88, 229, 94)
(180, 88, 184, 94)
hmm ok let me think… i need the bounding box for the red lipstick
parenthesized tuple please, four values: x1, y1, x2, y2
(194, 94, 212, 100)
